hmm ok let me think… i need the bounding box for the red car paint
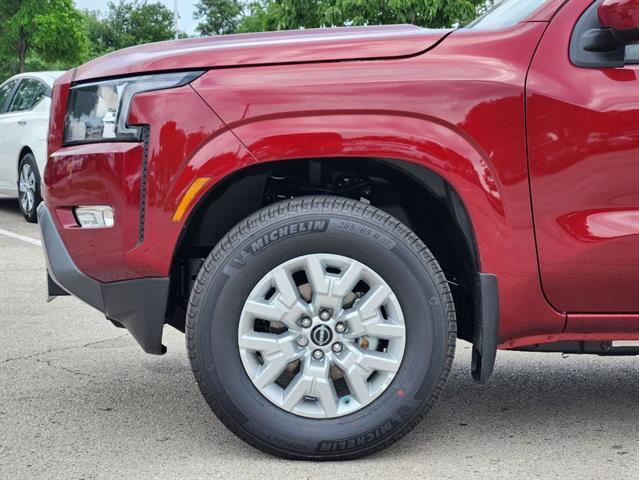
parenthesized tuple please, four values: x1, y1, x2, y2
(527, 0, 639, 313)
(44, 0, 639, 349)
(73, 25, 451, 82)
(598, 0, 639, 30)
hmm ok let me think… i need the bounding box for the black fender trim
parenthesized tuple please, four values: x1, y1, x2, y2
(471, 273, 499, 384)
(38, 203, 169, 355)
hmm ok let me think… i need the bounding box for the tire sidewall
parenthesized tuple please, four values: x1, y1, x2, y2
(190, 203, 451, 458)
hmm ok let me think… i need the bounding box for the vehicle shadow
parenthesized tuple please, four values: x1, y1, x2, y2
(0, 196, 22, 218)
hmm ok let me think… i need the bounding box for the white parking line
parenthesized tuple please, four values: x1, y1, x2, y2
(0, 228, 42, 247)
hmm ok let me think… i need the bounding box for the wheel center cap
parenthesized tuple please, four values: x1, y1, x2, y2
(310, 325, 333, 346)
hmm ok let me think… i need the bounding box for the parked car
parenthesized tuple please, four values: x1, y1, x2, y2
(0, 71, 65, 221)
(39, 0, 639, 460)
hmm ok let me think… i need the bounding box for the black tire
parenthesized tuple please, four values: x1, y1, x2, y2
(17, 153, 42, 223)
(186, 196, 456, 460)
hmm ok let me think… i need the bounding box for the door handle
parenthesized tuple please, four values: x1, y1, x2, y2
(17, 120, 27, 126)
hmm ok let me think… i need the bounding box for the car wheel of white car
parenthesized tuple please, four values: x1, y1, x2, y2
(17, 153, 41, 223)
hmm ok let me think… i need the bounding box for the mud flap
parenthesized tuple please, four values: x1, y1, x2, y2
(471, 273, 499, 384)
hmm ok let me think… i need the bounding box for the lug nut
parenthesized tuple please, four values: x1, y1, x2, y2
(331, 342, 343, 353)
(300, 316, 312, 328)
(335, 322, 346, 333)
(319, 309, 332, 321)
(297, 336, 309, 347)
(312, 349, 324, 360)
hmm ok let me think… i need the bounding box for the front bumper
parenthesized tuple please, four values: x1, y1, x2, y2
(38, 203, 170, 355)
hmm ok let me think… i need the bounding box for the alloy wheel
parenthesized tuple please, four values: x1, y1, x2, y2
(18, 162, 36, 216)
(238, 253, 406, 418)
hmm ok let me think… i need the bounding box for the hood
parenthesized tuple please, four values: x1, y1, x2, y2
(74, 25, 451, 82)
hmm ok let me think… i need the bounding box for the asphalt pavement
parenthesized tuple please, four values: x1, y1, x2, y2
(0, 196, 637, 479)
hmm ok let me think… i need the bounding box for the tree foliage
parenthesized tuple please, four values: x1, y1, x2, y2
(0, 0, 179, 82)
(87, 1, 178, 54)
(194, 0, 243, 36)
(325, 0, 483, 28)
(0, 0, 88, 74)
(237, 0, 327, 32)
(234, 0, 484, 33)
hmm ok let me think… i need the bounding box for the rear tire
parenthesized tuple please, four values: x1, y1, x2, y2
(17, 153, 41, 223)
(186, 196, 456, 460)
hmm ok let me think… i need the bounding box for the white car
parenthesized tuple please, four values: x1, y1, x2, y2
(0, 71, 65, 222)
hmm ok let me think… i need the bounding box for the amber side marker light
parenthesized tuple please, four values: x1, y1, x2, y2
(172, 177, 211, 222)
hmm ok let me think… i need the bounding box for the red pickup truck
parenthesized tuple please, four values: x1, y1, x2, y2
(39, 0, 639, 460)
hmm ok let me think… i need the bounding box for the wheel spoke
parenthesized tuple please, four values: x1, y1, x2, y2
(315, 380, 340, 417)
(269, 267, 310, 329)
(306, 256, 345, 311)
(340, 310, 366, 337)
(302, 356, 338, 414)
(356, 284, 392, 318)
(239, 331, 300, 359)
(331, 261, 364, 298)
(337, 342, 400, 373)
(243, 299, 288, 322)
(358, 350, 401, 373)
(245, 293, 308, 328)
(239, 332, 303, 389)
(343, 364, 371, 404)
(363, 313, 405, 339)
(271, 267, 298, 305)
(281, 372, 311, 411)
(238, 331, 281, 354)
(305, 256, 329, 296)
(253, 360, 287, 389)
(341, 310, 403, 340)
(283, 355, 340, 416)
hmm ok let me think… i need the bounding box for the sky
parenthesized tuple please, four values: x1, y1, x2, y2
(74, 0, 199, 36)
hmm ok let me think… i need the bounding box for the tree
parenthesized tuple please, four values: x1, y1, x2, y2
(88, 0, 178, 54)
(237, 0, 328, 32)
(194, 0, 243, 36)
(236, 0, 484, 33)
(81, 10, 112, 60)
(0, 0, 88, 74)
(324, 0, 483, 29)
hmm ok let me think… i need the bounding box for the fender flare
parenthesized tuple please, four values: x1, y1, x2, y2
(168, 113, 506, 382)
(169, 112, 508, 260)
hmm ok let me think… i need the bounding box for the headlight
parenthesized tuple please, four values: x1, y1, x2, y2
(63, 71, 203, 144)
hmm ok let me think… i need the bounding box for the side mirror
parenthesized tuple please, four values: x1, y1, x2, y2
(598, 0, 639, 44)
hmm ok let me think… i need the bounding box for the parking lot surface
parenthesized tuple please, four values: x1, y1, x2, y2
(0, 196, 637, 479)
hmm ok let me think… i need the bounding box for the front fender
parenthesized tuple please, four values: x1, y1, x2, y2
(172, 112, 504, 266)
(168, 111, 563, 342)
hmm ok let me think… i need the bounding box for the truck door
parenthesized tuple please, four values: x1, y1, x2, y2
(527, 0, 639, 312)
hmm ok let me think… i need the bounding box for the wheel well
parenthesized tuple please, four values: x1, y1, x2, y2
(18, 146, 33, 167)
(166, 157, 480, 342)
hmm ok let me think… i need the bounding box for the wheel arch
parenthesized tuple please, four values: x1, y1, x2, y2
(17, 146, 34, 168)
(164, 116, 504, 379)
(17, 145, 41, 185)
(167, 155, 483, 345)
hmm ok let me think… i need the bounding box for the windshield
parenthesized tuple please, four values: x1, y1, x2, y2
(467, 0, 552, 29)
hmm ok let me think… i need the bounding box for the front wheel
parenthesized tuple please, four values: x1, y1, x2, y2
(186, 196, 456, 460)
(17, 153, 42, 223)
